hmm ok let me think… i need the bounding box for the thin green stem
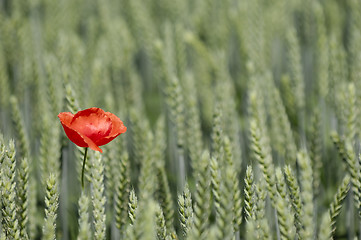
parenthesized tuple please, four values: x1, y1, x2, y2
(82, 147, 88, 189)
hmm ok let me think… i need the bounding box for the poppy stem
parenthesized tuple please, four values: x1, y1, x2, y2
(81, 147, 88, 189)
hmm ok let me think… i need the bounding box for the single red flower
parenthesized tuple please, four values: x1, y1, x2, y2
(58, 107, 127, 153)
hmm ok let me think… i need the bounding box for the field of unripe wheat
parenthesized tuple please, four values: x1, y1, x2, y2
(0, 0, 360, 239)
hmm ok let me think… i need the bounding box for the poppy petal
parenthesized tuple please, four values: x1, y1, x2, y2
(81, 134, 103, 152)
(58, 107, 125, 153)
(58, 112, 88, 147)
(72, 107, 106, 121)
(61, 122, 89, 147)
(58, 111, 103, 152)
(70, 108, 112, 143)
(62, 123, 103, 152)
(95, 112, 127, 146)
(58, 112, 74, 125)
(105, 112, 127, 137)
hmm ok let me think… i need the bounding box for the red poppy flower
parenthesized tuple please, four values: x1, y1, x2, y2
(58, 107, 127, 153)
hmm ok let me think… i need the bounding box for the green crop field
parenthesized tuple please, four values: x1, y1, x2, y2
(0, 0, 360, 239)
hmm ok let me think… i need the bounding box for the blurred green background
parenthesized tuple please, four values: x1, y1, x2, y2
(0, 0, 361, 239)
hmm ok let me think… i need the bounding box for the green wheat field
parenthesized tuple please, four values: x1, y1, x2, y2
(1, 0, 361, 239)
